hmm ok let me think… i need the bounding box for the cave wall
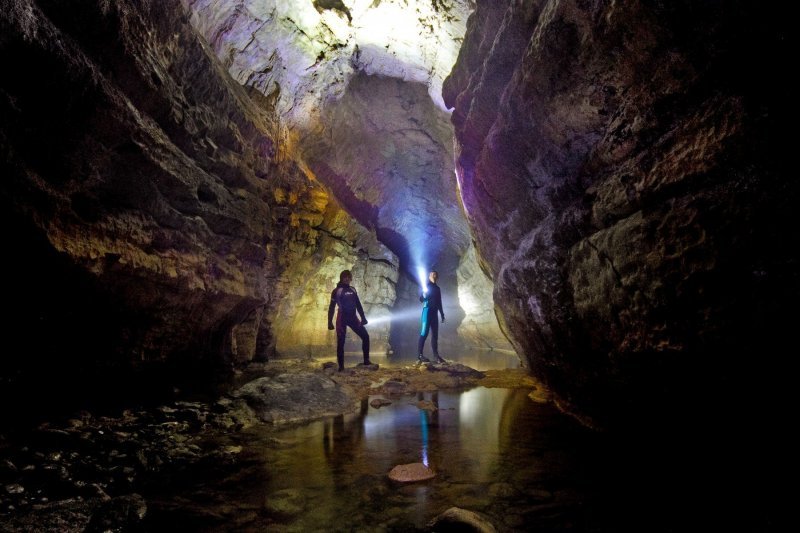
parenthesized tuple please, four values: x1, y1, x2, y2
(184, 1, 516, 358)
(300, 72, 514, 354)
(444, 0, 794, 426)
(273, 194, 400, 358)
(0, 0, 393, 393)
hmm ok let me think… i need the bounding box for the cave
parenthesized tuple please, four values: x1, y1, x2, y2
(0, 1, 792, 530)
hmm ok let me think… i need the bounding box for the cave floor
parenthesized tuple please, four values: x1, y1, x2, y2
(0, 359, 779, 531)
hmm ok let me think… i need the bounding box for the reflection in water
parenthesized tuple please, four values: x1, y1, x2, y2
(145, 386, 758, 531)
(419, 409, 429, 467)
(145, 387, 586, 531)
(321, 348, 520, 371)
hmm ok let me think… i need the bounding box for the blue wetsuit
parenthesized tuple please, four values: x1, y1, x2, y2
(418, 282, 445, 358)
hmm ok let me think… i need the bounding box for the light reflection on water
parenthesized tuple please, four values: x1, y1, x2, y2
(258, 387, 538, 531)
(322, 348, 521, 371)
(147, 387, 601, 531)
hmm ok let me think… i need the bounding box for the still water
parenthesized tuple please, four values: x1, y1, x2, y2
(143, 387, 631, 532)
(142, 384, 770, 532)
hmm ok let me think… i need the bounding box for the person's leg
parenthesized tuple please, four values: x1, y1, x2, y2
(431, 318, 446, 363)
(335, 312, 346, 370)
(418, 308, 431, 362)
(349, 318, 371, 364)
(431, 318, 439, 357)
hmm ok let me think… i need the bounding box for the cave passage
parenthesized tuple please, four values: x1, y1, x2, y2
(0, 0, 791, 530)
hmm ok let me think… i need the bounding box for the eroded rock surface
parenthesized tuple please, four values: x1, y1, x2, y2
(444, 0, 793, 425)
(0, 0, 396, 399)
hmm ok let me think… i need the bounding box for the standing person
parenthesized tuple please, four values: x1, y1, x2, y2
(418, 270, 447, 363)
(328, 270, 370, 371)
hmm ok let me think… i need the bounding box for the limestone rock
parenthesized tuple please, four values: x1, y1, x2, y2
(369, 398, 392, 409)
(185, 0, 473, 125)
(444, 0, 794, 426)
(427, 507, 496, 533)
(232, 372, 358, 423)
(387, 463, 435, 483)
(414, 400, 438, 412)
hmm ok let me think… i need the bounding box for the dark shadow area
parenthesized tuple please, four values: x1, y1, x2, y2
(0, 206, 230, 429)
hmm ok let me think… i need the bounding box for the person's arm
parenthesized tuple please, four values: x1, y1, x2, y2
(437, 287, 445, 322)
(328, 289, 336, 329)
(355, 293, 368, 325)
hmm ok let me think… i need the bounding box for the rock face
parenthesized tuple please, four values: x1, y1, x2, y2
(187, 0, 513, 355)
(456, 244, 514, 351)
(444, 1, 793, 425)
(183, 0, 472, 125)
(232, 372, 358, 423)
(0, 0, 394, 401)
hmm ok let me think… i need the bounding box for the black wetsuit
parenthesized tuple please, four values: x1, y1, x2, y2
(328, 282, 370, 369)
(418, 282, 445, 358)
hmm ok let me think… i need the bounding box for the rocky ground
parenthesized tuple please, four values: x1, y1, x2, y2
(0, 359, 542, 531)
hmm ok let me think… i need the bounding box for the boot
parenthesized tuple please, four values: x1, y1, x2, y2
(417, 353, 431, 363)
(434, 354, 447, 364)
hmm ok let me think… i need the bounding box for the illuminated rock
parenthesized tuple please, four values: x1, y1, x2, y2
(387, 462, 435, 483)
(184, 0, 472, 126)
(427, 507, 496, 533)
(444, 0, 792, 426)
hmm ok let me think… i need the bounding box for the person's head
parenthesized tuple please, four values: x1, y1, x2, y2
(428, 270, 438, 283)
(339, 270, 352, 284)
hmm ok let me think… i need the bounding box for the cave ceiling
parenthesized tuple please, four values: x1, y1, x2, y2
(186, 1, 475, 275)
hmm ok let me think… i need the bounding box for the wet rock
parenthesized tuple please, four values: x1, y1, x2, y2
(232, 372, 358, 424)
(383, 380, 408, 393)
(426, 507, 497, 533)
(370, 398, 392, 409)
(322, 362, 338, 376)
(488, 482, 516, 498)
(84, 493, 147, 533)
(1, 459, 17, 474)
(426, 363, 484, 379)
(415, 400, 438, 412)
(0, 497, 97, 532)
(5, 484, 24, 494)
(388, 463, 436, 483)
(528, 388, 550, 404)
(522, 488, 554, 504)
(265, 488, 305, 517)
(356, 363, 380, 371)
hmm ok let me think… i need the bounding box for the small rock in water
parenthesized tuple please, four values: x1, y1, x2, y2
(426, 507, 497, 532)
(388, 463, 435, 482)
(5, 484, 25, 494)
(370, 398, 392, 408)
(415, 400, 438, 412)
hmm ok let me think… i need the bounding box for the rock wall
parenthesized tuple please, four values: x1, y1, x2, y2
(183, 0, 472, 125)
(273, 192, 399, 358)
(444, 0, 793, 426)
(185, 0, 515, 358)
(456, 243, 514, 352)
(0, 0, 393, 398)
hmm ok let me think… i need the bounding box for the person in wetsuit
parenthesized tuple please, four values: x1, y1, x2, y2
(328, 270, 370, 371)
(418, 270, 447, 364)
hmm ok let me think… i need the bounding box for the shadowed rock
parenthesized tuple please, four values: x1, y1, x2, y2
(427, 507, 496, 533)
(232, 372, 358, 423)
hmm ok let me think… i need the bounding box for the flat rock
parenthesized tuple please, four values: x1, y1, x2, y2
(232, 372, 357, 424)
(387, 463, 436, 482)
(426, 507, 497, 533)
(370, 398, 392, 408)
